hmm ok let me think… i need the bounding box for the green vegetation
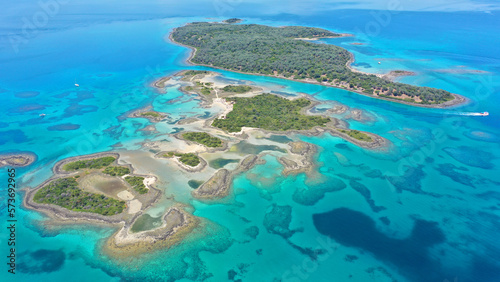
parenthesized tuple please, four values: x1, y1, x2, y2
(184, 70, 209, 76)
(172, 23, 454, 104)
(163, 152, 201, 167)
(166, 152, 174, 157)
(201, 86, 212, 95)
(125, 176, 148, 194)
(163, 152, 175, 158)
(222, 85, 252, 93)
(339, 129, 373, 142)
(63, 157, 115, 171)
(223, 18, 242, 24)
(177, 153, 201, 167)
(182, 132, 223, 147)
(33, 177, 125, 215)
(212, 94, 330, 132)
(102, 166, 130, 176)
(195, 81, 213, 95)
(141, 111, 161, 118)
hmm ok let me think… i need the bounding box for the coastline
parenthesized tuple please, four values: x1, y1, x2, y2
(173, 131, 229, 153)
(192, 154, 264, 200)
(168, 28, 468, 109)
(103, 206, 199, 258)
(0, 151, 37, 168)
(278, 141, 318, 177)
(154, 70, 390, 150)
(128, 106, 168, 123)
(154, 151, 208, 173)
(21, 151, 201, 258)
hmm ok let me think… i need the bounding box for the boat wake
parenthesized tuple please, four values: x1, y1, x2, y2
(450, 112, 489, 117)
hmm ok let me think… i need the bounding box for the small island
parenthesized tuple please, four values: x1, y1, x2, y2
(33, 177, 126, 215)
(182, 132, 223, 148)
(171, 22, 466, 107)
(223, 18, 243, 24)
(0, 152, 36, 168)
(23, 153, 199, 257)
(25, 69, 389, 259)
(212, 94, 330, 133)
(129, 107, 167, 122)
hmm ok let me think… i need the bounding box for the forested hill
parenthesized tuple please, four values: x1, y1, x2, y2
(171, 22, 455, 105)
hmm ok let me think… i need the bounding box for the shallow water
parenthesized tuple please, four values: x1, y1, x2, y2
(1, 5, 500, 282)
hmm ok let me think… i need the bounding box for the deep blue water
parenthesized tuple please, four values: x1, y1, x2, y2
(1, 3, 500, 282)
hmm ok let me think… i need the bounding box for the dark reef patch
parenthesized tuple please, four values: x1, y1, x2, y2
(232, 141, 287, 155)
(313, 208, 446, 282)
(70, 91, 95, 102)
(352, 62, 372, 68)
(209, 158, 239, 169)
(15, 91, 40, 98)
(436, 163, 475, 188)
(379, 216, 390, 225)
(243, 226, 259, 239)
(387, 165, 427, 194)
(263, 204, 324, 260)
(47, 123, 81, 131)
(18, 249, 65, 274)
(0, 129, 29, 145)
(188, 180, 204, 189)
(292, 177, 346, 206)
(63, 104, 99, 118)
(13, 103, 47, 113)
(263, 204, 296, 239)
(364, 169, 383, 178)
(266, 135, 293, 144)
(334, 143, 353, 151)
(443, 146, 494, 169)
(350, 180, 386, 212)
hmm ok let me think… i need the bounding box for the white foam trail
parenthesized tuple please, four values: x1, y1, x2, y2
(444, 112, 487, 116)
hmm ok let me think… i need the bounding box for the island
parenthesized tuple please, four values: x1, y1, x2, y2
(158, 151, 206, 172)
(181, 132, 223, 148)
(23, 152, 198, 257)
(0, 152, 36, 168)
(212, 94, 330, 132)
(23, 69, 389, 258)
(223, 18, 243, 24)
(170, 22, 466, 107)
(129, 106, 168, 122)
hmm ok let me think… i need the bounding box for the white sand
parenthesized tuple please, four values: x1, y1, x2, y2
(117, 190, 134, 201)
(128, 199, 142, 214)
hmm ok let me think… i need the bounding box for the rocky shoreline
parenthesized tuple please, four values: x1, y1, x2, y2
(22, 152, 200, 258)
(0, 152, 37, 168)
(104, 206, 198, 258)
(129, 106, 168, 123)
(192, 155, 264, 200)
(155, 151, 208, 173)
(169, 28, 468, 109)
(278, 141, 317, 177)
(167, 72, 389, 150)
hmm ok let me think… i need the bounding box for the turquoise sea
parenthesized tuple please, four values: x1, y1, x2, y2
(1, 2, 500, 282)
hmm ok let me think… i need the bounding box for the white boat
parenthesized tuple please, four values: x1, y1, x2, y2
(478, 112, 489, 116)
(75, 83, 79, 87)
(39, 113, 46, 117)
(378, 61, 381, 64)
